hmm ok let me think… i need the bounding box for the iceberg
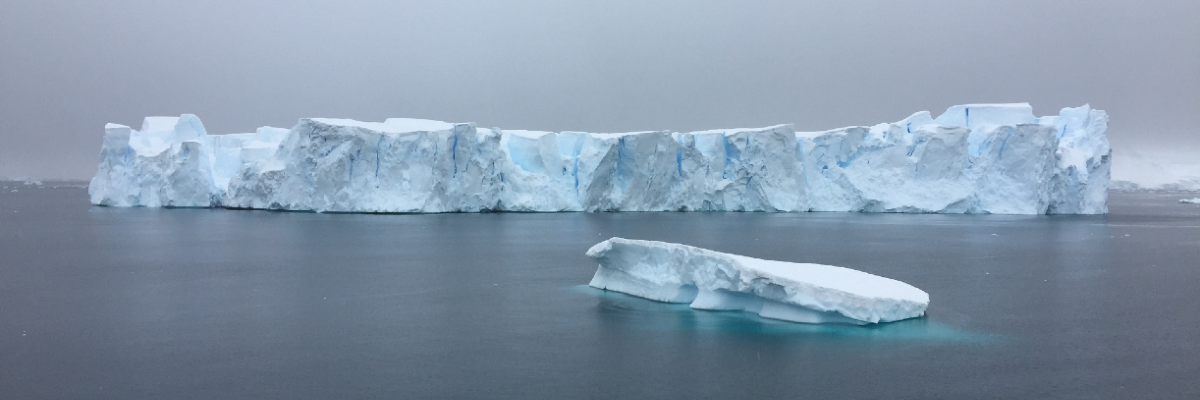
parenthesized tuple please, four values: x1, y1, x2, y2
(89, 115, 289, 207)
(586, 238, 929, 324)
(1181, 198, 1200, 205)
(88, 103, 1111, 214)
(799, 104, 1108, 213)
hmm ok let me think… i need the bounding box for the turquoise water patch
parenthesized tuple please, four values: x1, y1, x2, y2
(571, 285, 993, 343)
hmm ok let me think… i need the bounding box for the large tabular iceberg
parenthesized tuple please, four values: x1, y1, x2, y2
(586, 238, 929, 324)
(89, 103, 1111, 214)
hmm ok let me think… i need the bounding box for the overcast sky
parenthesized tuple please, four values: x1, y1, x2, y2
(2, 0, 1197, 179)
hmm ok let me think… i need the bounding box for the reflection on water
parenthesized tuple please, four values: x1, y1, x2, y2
(572, 285, 992, 342)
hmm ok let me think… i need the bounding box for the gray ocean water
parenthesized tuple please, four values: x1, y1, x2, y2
(1, 184, 1198, 399)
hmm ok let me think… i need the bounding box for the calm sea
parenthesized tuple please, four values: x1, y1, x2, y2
(1, 183, 1198, 399)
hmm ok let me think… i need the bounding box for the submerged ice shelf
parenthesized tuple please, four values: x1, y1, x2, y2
(89, 103, 1111, 214)
(586, 238, 929, 325)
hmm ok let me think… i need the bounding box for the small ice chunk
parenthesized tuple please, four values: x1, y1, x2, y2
(586, 238, 929, 325)
(1181, 198, 1200, 204)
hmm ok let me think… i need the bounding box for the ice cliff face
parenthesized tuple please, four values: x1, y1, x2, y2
(89, 103, 1111, 214)
(798, 104, 1109, 214)
(586, 238, 930, 324)
(89, 115, 289, 207)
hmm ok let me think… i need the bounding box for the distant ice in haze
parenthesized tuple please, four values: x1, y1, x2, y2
(1111, 146, 1200, 192)
(1181, 198, 1200, 205)
(585, 238, 929, 325)
(88, 103, 1111, 214)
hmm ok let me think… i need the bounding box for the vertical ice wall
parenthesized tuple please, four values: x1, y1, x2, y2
(795, 103, 1108, 214)
(1043, 105, 1111, 213)
(223, 118, 493, 212)
(89, 115, 291, 208)
(88, 103, 1111, 214)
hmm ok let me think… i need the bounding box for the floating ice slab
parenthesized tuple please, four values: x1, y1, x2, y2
(1181, 198, 1200, 205)
(88, 103, 1111, 214)
(586, 238, 929, 325)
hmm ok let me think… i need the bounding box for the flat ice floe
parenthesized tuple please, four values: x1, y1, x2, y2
(88, 103, 1111, 214)
(586, 238, 929, 325)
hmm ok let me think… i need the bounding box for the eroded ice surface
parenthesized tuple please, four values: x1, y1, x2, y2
(89, 103, 1111, 214)
(586, 238, 929, 325)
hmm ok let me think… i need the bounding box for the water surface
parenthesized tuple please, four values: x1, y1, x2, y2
(1, 184, 1197, 399)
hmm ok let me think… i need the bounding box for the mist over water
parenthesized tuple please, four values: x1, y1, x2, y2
(2, 0, 1198, 179)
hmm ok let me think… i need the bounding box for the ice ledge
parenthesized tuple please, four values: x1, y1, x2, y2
(586, 238, 929, 325)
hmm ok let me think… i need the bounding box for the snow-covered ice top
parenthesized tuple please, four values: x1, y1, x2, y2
(586, 238, 929, 324)
(934, 103, 1037, 130)
(308, 118, 455, 133)
(88, 103, 1111, 214)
